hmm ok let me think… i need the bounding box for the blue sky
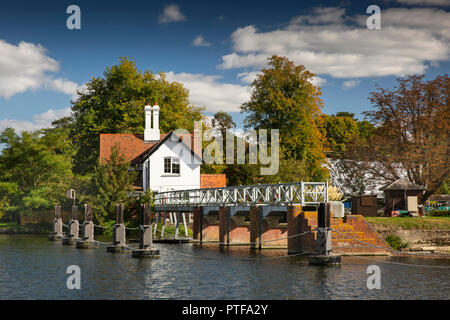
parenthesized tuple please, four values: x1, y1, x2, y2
(0, 0, 449, 132)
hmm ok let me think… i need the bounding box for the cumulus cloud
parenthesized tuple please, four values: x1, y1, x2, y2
(0, 107, 71, 133)
(158, 4, 186, 24)
(0, 40, 83, 99)
(237, 71, 326, 88)
(342, 79, 361, 90)
(165, 71, 251, 113)
(218, 7, 449, 79)
(237, 71, 259, 84)
(192, 35, 211, 47)
(395, 0, 450, 6)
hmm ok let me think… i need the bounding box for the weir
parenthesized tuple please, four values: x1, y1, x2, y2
(76, 204, 95, 249)
(62, 206, 79, 245)
(107, 203, 127, 252)
(48, 205, 63, 241)
(50, 181, 391, 264)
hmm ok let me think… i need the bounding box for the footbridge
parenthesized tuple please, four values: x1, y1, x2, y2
(154, 181, 329, 209)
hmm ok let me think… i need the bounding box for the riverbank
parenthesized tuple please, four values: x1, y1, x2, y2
(366, 217, 450, 254)
(0, 222, 51, 234)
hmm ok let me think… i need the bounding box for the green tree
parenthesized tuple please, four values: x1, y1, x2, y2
(318, 113, 360, 155)
(0, 128, 73, 211)
(89, 144, 138, 224)
(241, 55, 327, 181)
(71, 57, 204, 174)
(211, 111, 236, 138)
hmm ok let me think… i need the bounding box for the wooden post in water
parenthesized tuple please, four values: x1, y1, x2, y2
(48, 205, 63, 241)
(63, 206, 79, 245)
(76, 204, 95, 249)
(309, 202, 341, 266)
(107, 203, 126, 252)
(132, 204, 160, 258)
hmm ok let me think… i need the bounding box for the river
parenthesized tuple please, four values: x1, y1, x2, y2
(0, 235, 448, 299)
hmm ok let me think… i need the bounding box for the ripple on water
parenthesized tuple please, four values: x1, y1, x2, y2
(0, 235, 449, 299)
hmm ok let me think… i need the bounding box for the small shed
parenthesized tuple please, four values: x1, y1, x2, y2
(351, 195, 378, 217)
(381, 179, 425, 216)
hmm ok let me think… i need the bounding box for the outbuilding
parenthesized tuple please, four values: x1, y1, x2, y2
(380, 179, 424, 216)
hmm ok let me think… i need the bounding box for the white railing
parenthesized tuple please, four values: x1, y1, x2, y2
(154, 181, 328, 208)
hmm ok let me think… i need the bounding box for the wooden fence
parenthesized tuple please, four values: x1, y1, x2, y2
(19, 209, 73, 225)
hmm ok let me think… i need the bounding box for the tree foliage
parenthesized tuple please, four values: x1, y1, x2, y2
(356, 74, 449, 199)
(89, 144, 138, 223)
(0, 128, 73, 211)
(241, 55, 327, 181)
(71, 57, 204, 174)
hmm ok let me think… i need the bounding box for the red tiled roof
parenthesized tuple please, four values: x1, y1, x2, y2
(99, 132, 200, 164)
(99, 134, 166, 164)
(201, 174, 227, 189)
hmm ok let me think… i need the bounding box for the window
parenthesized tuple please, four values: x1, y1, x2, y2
(164, 157, 180, 175)
(164, 158, 171, 173)
(172, 158, 180, 174)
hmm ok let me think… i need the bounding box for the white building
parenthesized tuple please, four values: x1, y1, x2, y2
(99, 104, 224, 193)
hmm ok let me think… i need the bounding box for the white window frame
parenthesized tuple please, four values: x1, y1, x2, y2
(163, 157, 180, 175)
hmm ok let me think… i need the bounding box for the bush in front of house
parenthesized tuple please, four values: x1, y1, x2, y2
(425, 210, 450, 217)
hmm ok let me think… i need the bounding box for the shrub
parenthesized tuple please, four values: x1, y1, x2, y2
(385, 234, 410, 251)
(426, 210, 450, 217)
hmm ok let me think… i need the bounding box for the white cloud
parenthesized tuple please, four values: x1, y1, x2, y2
(192, 35, 211, 47)
(0, 40, 83, 99)
(165, 71, 251, 113)
(237, 71, 259, 84)
(342, 79, 361, 90)
(237, 71, 326, 87)
(218, 7, 449, 79)
(395, 0, 450, 6)
(158, 4, 186, 24)
(311, 76, 327, 87)
(0, 107, 71, 133)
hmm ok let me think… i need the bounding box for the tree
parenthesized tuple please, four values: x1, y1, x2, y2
(360, 74, 449, 199)
(71, 57, 204, 174)
(241, 55, 327, 181)
(317, 114, 360, 155)
(89, 144, 138, 224)
(211, 111, 236, 138)
(0, 128, 73, 211)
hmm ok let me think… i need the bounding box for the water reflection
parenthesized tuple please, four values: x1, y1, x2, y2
(0, 235, 448, 299)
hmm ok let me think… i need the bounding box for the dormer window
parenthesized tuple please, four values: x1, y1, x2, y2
(164, 157, 180, 175)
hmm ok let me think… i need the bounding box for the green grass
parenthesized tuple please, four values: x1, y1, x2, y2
(365, 216, 450, 230)
(153, 222, 193, 238)
(0, 222, 20, 229)
(0, 221, 51, 233)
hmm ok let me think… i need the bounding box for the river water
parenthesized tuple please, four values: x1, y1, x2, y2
(0, 235, 448, 300)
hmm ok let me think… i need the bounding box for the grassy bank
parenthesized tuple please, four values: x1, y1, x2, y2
(365, 216, 450, 230)
(0, 222, 51, 234)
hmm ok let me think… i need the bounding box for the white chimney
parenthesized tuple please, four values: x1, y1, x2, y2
(144, 103, 160, 141)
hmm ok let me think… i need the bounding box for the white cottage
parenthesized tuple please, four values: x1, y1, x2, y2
(99, 104, 225, 193)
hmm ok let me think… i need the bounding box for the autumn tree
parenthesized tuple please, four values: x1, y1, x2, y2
(70, 57, 204, 174)
(359, 74, 449, 199)
(241, 55, 327, 181)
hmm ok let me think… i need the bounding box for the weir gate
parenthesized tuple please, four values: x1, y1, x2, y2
(50, 181, 392, 264)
